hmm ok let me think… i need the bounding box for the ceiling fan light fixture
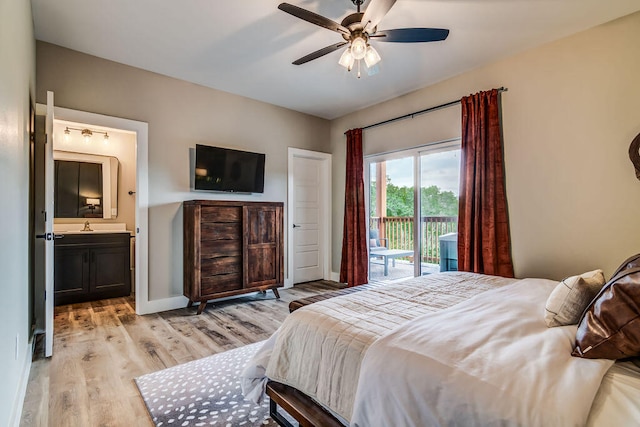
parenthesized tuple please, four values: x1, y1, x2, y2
(364, 44, 381, 68)
(339, 47, 355, 69)
(350, 36, 367, 60)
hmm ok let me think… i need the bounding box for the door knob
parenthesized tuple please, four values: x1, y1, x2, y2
(292, 224, 301, 228)
(36, 233, 52, 240)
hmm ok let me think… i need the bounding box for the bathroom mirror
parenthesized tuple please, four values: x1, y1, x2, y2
(53, 151, 119, 219)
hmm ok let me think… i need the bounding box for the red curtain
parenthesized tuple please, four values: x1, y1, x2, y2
(340, 128, 368, 287)
(458, 89, 514, 278)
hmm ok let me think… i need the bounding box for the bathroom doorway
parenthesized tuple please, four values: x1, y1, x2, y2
(51, 107, 148, 313)
(51, 119, 138, 306)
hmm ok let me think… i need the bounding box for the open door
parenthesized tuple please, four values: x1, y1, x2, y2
(35, 92, 56, 357)
(44, 92, 55, 357)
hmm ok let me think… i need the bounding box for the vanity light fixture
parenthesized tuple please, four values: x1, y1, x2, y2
(64, 126, 110, 145)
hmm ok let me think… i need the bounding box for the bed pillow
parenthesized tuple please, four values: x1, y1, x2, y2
(544, 269, 605, 327)
(573, 267, 640, 359)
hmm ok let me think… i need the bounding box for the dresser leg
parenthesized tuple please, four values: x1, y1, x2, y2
(187, 300, 193, 308)
(272, 288, 280, 299)
(197, 301, 207, 315)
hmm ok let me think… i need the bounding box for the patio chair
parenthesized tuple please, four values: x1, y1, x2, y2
(369, 229, 388, 253)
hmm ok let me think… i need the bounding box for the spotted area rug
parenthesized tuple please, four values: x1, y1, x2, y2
(135, 341, 285, 427)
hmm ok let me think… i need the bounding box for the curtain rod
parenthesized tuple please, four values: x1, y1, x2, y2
(362, 87, 508, 131)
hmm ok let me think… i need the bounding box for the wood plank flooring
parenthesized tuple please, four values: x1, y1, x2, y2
(20, 280, 344, 427)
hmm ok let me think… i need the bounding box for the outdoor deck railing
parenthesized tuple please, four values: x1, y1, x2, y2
(370, 216, 458, 264)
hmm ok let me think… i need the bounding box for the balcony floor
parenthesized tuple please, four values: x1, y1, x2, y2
(369, 260, 441, 284)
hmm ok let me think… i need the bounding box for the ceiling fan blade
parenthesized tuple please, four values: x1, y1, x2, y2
(361, 0, 397, 32)
(371, 28, 450, 43)
(292, 42, 348, 65)
(278, 3, 350, 35)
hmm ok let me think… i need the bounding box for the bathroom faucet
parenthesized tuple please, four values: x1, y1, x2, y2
(82, 221, 92, 231)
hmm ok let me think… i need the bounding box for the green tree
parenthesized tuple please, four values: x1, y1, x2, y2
(370, 178, 458, 217)
(386, 179, 414, 217)
(420, 185, 458, 216)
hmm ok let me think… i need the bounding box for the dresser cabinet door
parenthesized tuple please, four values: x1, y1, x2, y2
(243, 205, 282, 288)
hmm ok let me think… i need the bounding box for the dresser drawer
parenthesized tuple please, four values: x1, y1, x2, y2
(201, 206, 242, 223)
(201, 273, 242, 295)
(201, 222, 242, 240)
(201, 239, 242, 258)
(201, 256, 242, 276)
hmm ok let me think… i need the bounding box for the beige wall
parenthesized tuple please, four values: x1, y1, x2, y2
(330, 12, 640, 280)
(0, 0, 35, 423)
(36, 42, 331, 300)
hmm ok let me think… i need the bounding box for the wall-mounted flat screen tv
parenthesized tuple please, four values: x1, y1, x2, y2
(194, 144, 265, 193)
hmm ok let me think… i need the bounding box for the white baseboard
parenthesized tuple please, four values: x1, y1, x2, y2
(136, 295, 189, 315)
(330, 271, 340, 282)
(10, 340, 33, 427)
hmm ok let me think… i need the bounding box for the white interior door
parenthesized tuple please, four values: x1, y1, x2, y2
(292, 156, 323, 283)
(44, 91, 55, 357)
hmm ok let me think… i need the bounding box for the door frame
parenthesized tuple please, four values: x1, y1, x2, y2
(43, 106, 152, 315)
(286, 148, 332, 287)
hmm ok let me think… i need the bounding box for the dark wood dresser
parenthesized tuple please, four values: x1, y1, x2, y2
(183, 200, 284, 314)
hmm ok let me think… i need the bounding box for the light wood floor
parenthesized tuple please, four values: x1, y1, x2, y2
(20, 281, 343, 427)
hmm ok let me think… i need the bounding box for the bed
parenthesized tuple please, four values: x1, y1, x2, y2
(241, 271, 640, 426)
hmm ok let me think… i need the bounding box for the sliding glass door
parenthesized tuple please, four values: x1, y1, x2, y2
(419, 146, 460, 274)
(367, 141, 460, 283)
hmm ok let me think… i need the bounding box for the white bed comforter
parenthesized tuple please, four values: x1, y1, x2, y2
(350, 279, 615, 427)
(241, 272, 516, 420)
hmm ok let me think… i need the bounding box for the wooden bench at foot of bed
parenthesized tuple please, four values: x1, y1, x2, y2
(266, 381, 345, 427)
(288, 283, 380, 312)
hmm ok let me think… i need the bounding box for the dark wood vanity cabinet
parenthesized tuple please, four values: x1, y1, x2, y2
(54, 233, 131, 305)
(183, 200, 284, 314)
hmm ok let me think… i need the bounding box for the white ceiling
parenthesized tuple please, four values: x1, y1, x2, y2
(31, 0, 640, 119)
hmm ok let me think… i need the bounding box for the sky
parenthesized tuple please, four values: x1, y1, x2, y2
(371, 149, 461, 196)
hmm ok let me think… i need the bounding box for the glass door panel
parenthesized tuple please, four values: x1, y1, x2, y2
(369, 156, 416, 282)
(419, 147, 461, 275)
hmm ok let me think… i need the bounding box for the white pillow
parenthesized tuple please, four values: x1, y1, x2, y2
(544, 269, 606, 327)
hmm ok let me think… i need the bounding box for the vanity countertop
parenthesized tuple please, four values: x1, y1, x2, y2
(54, 223, 133, 235)
(58, 230, 133, 235)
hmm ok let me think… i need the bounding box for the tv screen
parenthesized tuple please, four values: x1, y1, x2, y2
(194, 144, 265, 193)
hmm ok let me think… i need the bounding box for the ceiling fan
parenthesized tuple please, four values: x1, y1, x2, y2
(278, 0, 450, 76)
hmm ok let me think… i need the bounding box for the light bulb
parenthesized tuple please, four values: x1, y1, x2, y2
(64, 127, 70, 143)
(82, 128, 92, 144)
(364, 45, 381, 68)
(351, 36, 367, 60)
(103, 132, 109, 144)
(338, 47, 355, 70)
